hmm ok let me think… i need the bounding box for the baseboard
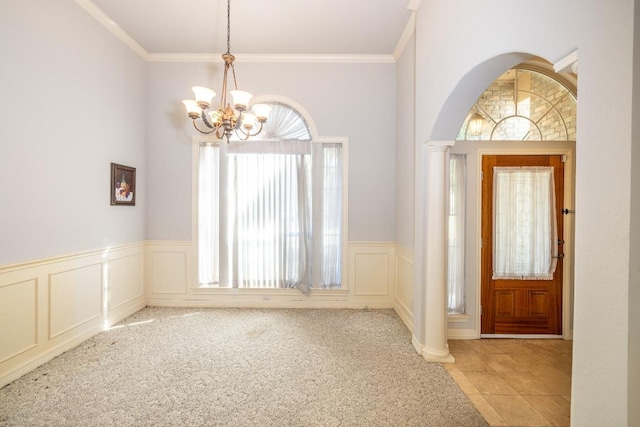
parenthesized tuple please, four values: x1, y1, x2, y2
(447, 328, 479, 340)
(394, 299, 413, 333)
(146, 298, 394, 309)
(0, 327, 99, 389)
(0, 300, 145, 389)
(481, 334, 564, 339)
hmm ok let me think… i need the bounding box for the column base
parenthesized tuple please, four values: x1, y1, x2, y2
(411, 335, 423, 355)
(422, 344, 456, 363)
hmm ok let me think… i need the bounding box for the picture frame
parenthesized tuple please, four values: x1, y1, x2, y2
(110, 163, 136, 206)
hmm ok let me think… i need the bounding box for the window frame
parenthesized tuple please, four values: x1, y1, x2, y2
(190, 132, 349, 294)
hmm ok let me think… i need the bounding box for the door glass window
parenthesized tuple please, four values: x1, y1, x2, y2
(492, 166, 558, 280)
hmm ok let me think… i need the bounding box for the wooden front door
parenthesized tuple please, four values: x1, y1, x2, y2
(481, 155, 564, 335)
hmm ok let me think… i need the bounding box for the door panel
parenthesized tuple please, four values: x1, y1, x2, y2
(481, 155, 564, 335)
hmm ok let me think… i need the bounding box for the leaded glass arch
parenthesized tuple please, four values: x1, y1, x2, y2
(231, 101, 311, 141)
(457, 68, 577, 141)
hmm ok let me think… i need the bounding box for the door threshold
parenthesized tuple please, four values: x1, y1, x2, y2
(481, 334, 564, 339)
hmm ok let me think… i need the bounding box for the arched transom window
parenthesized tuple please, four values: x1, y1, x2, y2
(231, 101, 311, 141)
(457, 68, 577, 141)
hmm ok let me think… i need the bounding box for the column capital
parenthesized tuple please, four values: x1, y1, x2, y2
(424, 140, 455, 152)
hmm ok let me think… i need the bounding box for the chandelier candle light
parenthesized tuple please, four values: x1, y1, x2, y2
(182, 0, 271, 142)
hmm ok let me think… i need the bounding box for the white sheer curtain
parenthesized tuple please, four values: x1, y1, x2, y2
(198, 103, 343, 293)
(227, 152, 312, 293)
(312, 143, 342, 288)
(198, 143, 220, 286)
(448, 154, 466, 314)
(492, 166, 558, 280)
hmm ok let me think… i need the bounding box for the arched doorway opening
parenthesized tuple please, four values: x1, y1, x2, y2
(448, 60, 577, 338)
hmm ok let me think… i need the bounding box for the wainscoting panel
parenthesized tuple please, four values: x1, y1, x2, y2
(0, 279, 38, 363)
(1, 238, 486, 389)
(352, 253, 389, 296)
(347, 242, 394, 305)
(49, 263, 103, 339)
(394, 245, 414, 332)
(391, 244, 479, 339)
(0, 243, 146, 389)
(146, 241, 396, 308)
(147, 242, 191, 297)
(109, 253, 144, 311)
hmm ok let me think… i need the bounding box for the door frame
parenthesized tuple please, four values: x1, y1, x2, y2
(475, 147, 575, 339)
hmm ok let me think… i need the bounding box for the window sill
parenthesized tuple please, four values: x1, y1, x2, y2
(191, 287, 349, 298)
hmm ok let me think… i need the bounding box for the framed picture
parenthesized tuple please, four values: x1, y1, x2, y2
(110, 163, 136, 206)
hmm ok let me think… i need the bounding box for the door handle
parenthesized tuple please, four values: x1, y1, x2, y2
(553, 254, 565, 258)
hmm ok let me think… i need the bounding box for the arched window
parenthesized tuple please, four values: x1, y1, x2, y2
(457, 68, 577, 141)
(199, 100, 342, 294)
(231, 101, 311, 141)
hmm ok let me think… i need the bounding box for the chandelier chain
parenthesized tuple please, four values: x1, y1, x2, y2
(226, 0, 231, 55)
(183, 0, 270, 142)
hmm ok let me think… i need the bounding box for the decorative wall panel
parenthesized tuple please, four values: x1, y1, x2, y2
(49, 264, 103, 339)
(151, 251, 188, 294)
(0, 279, 37, 362)
(0, 242, 146, 389)
(109, 253, 144, 310)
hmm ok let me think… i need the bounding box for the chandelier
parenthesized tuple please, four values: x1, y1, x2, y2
(182, 0, 270, 142)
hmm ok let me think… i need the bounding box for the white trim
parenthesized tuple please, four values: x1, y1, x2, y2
(481, 334, 565, 339)
(75, 1, 399, 64)
(0, 241, 146, 272)
(448, 329, 479, 340)
(422, 345, 455, 363)
(553, 49, 578, 74)
(74, 0, 148, 60)
(146, 298, 391, 309)
(407, 0, 422, 11)
(447, 314, 471, 323)
(411, 335, 422, 354)
(393, 11, 416, 62)
(393, 244, 414, 333)
(147, 53, 395, 64)
(250, 95, 320, 140)
(425, 140, 455, 149)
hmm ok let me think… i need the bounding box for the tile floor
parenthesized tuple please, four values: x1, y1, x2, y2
(444, 339, 573, 427)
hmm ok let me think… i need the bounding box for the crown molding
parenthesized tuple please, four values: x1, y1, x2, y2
(147, 53, 395, 64)
(407, 0, 422, 11)
(393, 12, 416, 61)
(553, 49, 578, 74)
(393, 0, 421, 62)
(74, 0, 149, 61)
(77, 0, 397, 64)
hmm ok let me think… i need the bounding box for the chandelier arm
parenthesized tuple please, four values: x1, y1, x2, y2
(235, 122, 264, 140)
(249, 122, 265, 137)
(192, 120, 216, 135)
(201, 110, 216, 129)
(234, 128, 252, 141)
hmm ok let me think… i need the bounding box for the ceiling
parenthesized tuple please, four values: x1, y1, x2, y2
(80, 0, 415, 59)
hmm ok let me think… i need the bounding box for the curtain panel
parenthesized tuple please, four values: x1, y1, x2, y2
(492, 166, 558, 280)
(448, 154, 466, 314)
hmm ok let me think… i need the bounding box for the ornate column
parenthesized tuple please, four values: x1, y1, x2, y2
(422, 141, 454, 362)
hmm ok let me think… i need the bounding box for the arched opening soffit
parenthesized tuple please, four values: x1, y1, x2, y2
(430, 52, 546, 141)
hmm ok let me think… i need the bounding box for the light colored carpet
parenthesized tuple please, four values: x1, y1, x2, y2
(0, 307, 487, 426)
